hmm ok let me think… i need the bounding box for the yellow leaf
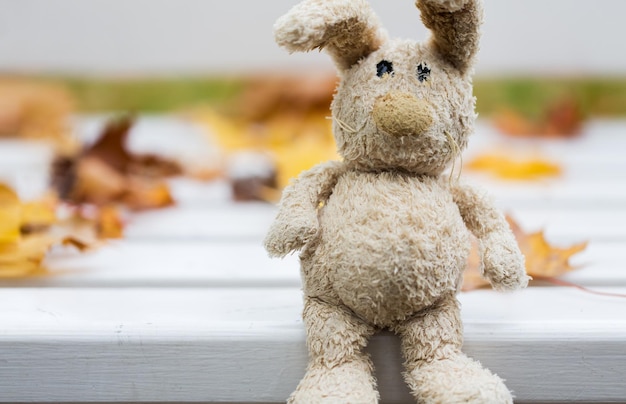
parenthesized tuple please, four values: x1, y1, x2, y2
(0, 234, 53, 277)
(466, 151, 561, 181)
(0, 184, 21, 243)
(20, 194, 58, 232)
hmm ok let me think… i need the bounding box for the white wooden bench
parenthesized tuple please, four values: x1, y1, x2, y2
(0, 117, 625, 403)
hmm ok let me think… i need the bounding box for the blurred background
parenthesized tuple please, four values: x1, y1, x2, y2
(0, 0, 623, 278)
(1, 0, 625, 207)
(2, 0, 626, 112)
(2, 0, 626, 76)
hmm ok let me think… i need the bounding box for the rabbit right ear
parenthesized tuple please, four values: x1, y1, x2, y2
(274, 0, 385, 71)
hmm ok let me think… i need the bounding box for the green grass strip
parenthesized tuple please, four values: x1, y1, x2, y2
(12, 75, 626, 117)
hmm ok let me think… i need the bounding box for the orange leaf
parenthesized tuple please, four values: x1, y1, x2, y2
(97, 205, 124, 239)
(462, 215, 588, 291)
(461, 237, 489, 291)
(506, 215, 588, 279)
(124, 180, 174, 211)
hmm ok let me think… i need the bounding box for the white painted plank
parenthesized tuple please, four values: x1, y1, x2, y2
(10, 241, 300, 288)
(0, 239, 620, 288)
(464, 176, 626, 209)
(0, 287, 624, 403)
(124, 204, 625, 243)
(125, 203, 276, 241)
(170, 175, 626, 211)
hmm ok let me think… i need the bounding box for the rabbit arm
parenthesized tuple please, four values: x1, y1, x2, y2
(264, 161, 346, 258)
(452, 182, 530, 291)
(273, 0, 385, 71)
(417, 0, 483, 74)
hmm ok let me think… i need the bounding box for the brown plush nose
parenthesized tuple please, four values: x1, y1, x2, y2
(373, 91, 433, 137)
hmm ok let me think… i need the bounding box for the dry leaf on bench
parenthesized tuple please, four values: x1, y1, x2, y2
(0, 184, 92, 277)
(0, 78, 77, 152)
(466, 151, 562, 181)
(462, 215, 588, 291)
(189, 75, 340, 201)
(52, 116, 178, 210)
(506, 215, 588, 279)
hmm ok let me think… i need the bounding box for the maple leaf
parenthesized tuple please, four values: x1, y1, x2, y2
(465, 151, 562, 181)
(505, 215, 588, 279)
(462, 215, 588, 291)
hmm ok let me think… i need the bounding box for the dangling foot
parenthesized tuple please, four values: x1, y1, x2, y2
(289, 297, 378, 403)
(406, 354, 512, 404)
(396, 295, 513, 404)
(288, 359, 378, 404)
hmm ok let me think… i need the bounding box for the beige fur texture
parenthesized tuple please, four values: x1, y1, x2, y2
(265, 0, 529, 402)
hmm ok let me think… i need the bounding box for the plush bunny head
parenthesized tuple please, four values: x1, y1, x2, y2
(274, 0, 482, 175)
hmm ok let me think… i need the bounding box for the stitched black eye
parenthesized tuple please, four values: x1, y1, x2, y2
(417, 63, 431, 83)
(376, 60, 394, 77)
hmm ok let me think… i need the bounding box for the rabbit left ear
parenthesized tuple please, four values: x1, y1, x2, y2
(274, 0, 386, 71)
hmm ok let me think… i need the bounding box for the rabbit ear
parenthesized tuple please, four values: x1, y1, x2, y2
(417, 0, 483, 74)
(274, 0, 385, 71)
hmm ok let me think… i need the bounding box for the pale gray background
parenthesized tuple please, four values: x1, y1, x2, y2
(0, 0, 624, 76)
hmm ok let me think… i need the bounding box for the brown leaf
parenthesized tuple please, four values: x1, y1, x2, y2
(96, 205, 124, 239)
(123, 179, 174, 210)
(52, 115, 179, 210)
(72, 157, 127, 205)
(84, 115, 134, 173)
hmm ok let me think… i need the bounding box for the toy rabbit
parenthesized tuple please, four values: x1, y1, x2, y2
(265, 0, 529, 402)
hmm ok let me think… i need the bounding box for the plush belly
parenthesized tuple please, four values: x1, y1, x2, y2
(317, 171, 469, 326)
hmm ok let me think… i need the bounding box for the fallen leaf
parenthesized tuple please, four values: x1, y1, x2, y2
(96, 205, 124, 239)
(0, 183, 102, 278)
(123, 179, 174, 210)
(0, 184, 21, 243)
(460, 237, 485, 291)
(462, 215, 588, 291)
(0, 78, 77, 152)
(466, 151, 562, 181)
(0, 234, 55, 276)
(506, 215, 588, 279)
(20, 195, 58, 234)
(188, 75, 340, 201)
(84, 116, 134, 173)
(52, 115, 178, 210)
(224, 151, 278, 202)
